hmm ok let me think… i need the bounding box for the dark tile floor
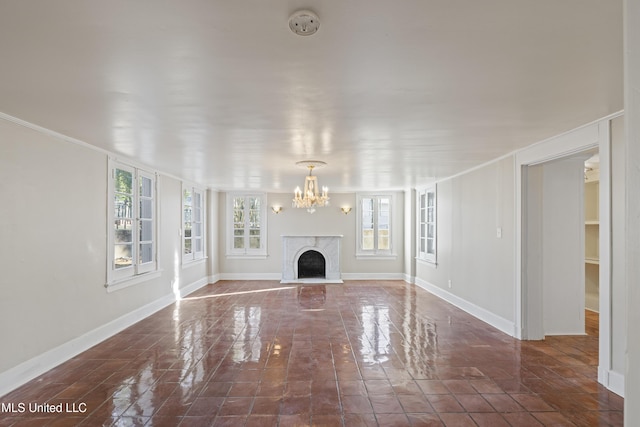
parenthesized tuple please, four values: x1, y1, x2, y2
(0, 281, 623, 426)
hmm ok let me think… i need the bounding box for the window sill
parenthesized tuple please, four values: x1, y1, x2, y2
(226, 254, 268, 260)
(182, 257, 208, 269)
(356, 253, 398, 260)
(416, 257, 438, 268)
(105, 270, 163, 293)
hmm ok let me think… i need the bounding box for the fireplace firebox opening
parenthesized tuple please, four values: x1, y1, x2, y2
(297, 250, 326, 279)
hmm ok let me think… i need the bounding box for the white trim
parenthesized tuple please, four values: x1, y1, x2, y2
(0, 111, 202, 187)
(415, 277, 515, 336)
(416, 258, 438, 268)
(341, 273, 406, 281)
(416, 186, 437, 264)
(515, 115, 618, 393)
(600, 368, 625, 398)
(423, 110, 625, 187)
(226, 192, 268, 257)
(105, 270, 163, 293)
(403, 274, 415, 284)
(0, 276, 210, 398)
(219, 273, 282, 281)
(355, 254, 398, 260)
(356, 193, 395, 256)
(182, 257, 208, 269)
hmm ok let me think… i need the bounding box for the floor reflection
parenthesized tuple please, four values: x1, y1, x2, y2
(1, 280, 623, 426)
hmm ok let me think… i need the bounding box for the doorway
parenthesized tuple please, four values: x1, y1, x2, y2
(515, 118, 613, 390)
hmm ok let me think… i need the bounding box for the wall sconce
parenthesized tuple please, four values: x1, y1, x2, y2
(341, 206, 352, 215)
(271, 206, 283, 214)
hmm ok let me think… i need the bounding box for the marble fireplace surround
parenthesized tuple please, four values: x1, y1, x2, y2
(281, 235, 343, 283)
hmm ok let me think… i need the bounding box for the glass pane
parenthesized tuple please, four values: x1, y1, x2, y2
(234, 229, 244, 237)
(427, 192, 435, 207)
(115, 169, 133, 194)
(234, 237, 244, 249)
(184, 239, 192, 255)
(250, 197, 260, 210)
(194, 239, 202, 252)
(184, 207, 192, 223)
(378, 198, 390, 228)
(183, 189, 192, 206)
(249, 229, 260, 236)
(234, 210, 244, 224)
(362, 235, 374, 250)
(427, 224, 435, 239)
(427, 238, 435, 254)
(114, 221, 132, 243)
(249, 237, 260, 249)
(233, 197, 244, 210)
(194, 192, 201, 209)
(249, 210, 260, 227)
(378, 229, 389, 250)
(184, 223, 192, 238)
(140, 199, 152, 219)
(140, 175, 153, 198)
(420, 238, 426, 252)
(139, 243, 153, 263)
(427, 207, 434, 223)
(140, 219, 153, 242)
(420, 194, 426, 209)
(114, 244, 132, 268)
(194, 222, 202, 237)
(114, 195, 132, 219)
(420, 224, 426, 239)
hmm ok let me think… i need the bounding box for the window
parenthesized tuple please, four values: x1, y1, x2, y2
(108, 159, 158, 287)
(418, 186, 437, 263)
(357, 194, 393, 256)
(227, 193, 267, 258)
(183, 185, 205, 263)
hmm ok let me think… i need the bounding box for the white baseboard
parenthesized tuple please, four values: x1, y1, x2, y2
(0, 276, 210, 398)
(403, 274, 415, 284)
(414, 277, 515, 337)
(218, 273, 282, 281)
(341, 273, 406, 281)
(215, 272, 408, 282)
(599, 366, 625, 397)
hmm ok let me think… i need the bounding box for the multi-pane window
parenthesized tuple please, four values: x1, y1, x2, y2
(109, 160, 157, 285)
(183, 186, 205, 263)
(418, 186, 437, 263)
(227, 193, 267, 257)
(358, 194, 392, 255)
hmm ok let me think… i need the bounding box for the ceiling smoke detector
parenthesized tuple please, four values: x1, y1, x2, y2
(288, 10, 320, 36)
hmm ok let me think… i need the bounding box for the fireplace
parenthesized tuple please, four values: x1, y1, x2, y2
(281, 235, 343, 283)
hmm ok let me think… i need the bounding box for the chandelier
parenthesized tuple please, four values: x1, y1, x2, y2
(292, 160, 329, 213)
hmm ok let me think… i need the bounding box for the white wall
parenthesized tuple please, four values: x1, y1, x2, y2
(541, 157, 586, 335)
(415, 156, 516, 334)
(217, 191, 406, 279)
(624, 0, 640, 419)
(0, 118, 209, 396)
(610, 116, 626, 377)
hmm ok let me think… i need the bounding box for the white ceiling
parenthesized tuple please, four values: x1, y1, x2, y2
(0, 1, 623, 191)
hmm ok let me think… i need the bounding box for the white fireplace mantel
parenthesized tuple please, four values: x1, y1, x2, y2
(281, 235, 343, 283)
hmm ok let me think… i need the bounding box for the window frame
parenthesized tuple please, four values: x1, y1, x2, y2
(356, 193, 394, 258)
(226, 192, 267, 259)
(182, 184, 206, 264)
(107, 158, 160, 290)
(417, 185, 437, 264)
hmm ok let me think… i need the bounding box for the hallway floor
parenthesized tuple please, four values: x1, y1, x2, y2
(0, 281, 623, 426)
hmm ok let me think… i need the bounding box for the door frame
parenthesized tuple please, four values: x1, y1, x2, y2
(515, 112, 619, 391)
